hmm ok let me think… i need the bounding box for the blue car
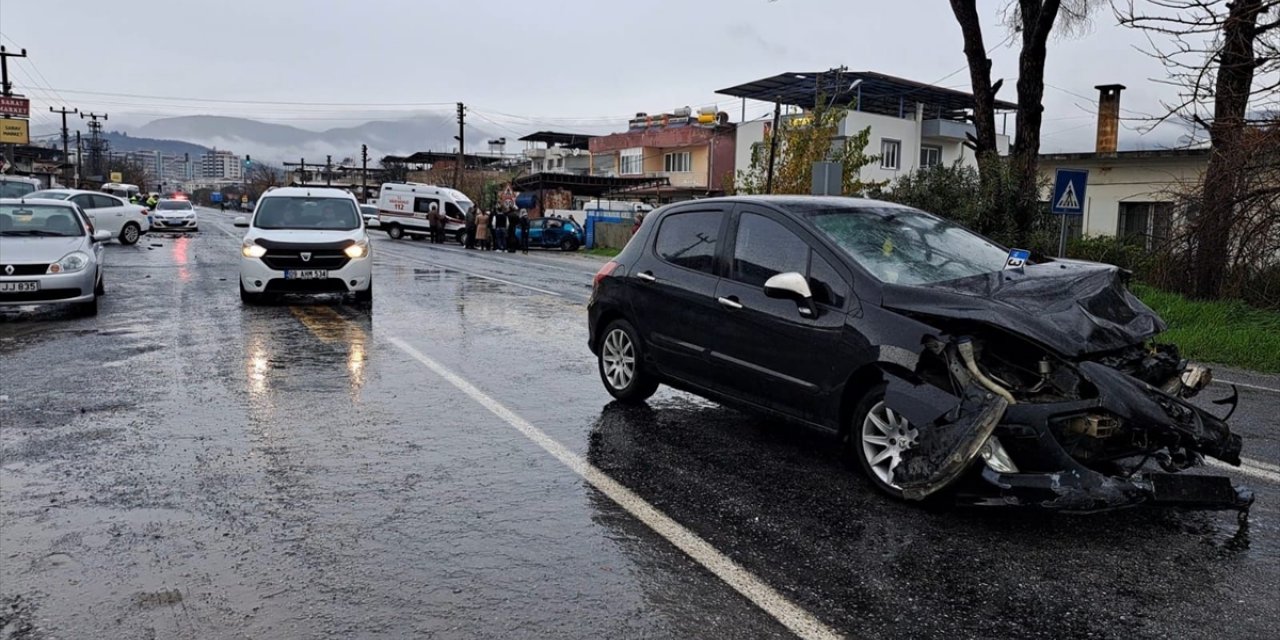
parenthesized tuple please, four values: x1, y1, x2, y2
(516, 217, 584, 251)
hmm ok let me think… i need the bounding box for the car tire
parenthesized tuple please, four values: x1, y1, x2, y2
(94, 273, 105, 297)
(598, 319, 659, 404)
(354, 282, 373, 307)
(120, 222, 141, 245)
(845, 383, 918, 500)
(386, 224, 404, 240)
(239, 281, 265, 305)
(79, 296, 99, 317)
(455, 230, 466, 245)
(560, 237, 579, 252)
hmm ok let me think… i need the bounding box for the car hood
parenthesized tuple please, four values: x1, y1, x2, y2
(881, 261, 1165, 357)
(245, 228, 364, 244)
(0, 236, 87, 263)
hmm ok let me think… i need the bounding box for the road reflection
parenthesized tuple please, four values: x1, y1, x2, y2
(171, 235, 192, 282)
(239, 303, 372, 403)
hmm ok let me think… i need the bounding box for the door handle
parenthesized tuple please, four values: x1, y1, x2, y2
(636, 272, 657, 282)
(717, 296, 743, 310)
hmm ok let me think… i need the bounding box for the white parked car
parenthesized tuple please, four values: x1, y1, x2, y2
(27, 188, 151, 245)
(152, 198, 199, 231)
(234, 187, 372, 305)
(0, 198, 112, 316)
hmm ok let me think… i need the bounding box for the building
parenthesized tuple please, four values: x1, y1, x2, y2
(1038, 85, 1209, 247)
(588, 106, 737, 200)
(520, 131, 594, 175)
(201, 150, 243, 181)
(717, 70, 1015, 186)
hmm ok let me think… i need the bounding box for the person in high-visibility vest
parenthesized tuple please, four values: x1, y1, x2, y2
(146, 194, 158, 210)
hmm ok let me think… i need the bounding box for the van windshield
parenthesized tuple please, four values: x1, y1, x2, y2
(254, 197, 361, 230)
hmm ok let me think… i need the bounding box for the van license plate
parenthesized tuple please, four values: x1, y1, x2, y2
(0, 281, 39, 292)
(284, 270, 328, 280)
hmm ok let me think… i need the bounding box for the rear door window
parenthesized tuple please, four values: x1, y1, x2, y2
(71, 194, 97, 209)
(93, 195, 122, 209)
(730, 212, 809, 287)
(654, 210, 724, 274)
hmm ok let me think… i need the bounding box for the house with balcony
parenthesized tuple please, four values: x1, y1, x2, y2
(717, 70, 1015, 186)
(520, 131, 593, 176)
(588, 106, 737, 201)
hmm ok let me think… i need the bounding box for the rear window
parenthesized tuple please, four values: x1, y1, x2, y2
(254, 197, 361, 230)
(654, 210, 723, 274)
(157, 200, 193, 210)
(0, 181, 37, 198)
(0, 204, 85, 237)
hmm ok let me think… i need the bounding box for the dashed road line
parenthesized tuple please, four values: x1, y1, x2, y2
(387, 336, 845, 640)
(1206, 458, 1280, 484)
(1213, 379, 1280, 394)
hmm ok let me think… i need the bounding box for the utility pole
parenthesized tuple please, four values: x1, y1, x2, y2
(74, 131, 82, 188)
(454, 102, 466, 189)
(50, 106, 78, 186)
(765, 98, 782, 194)
(360, 144, 368, 203)
(80, 111, 108, 182)
(1, 46, 29, 168)
(325, 154, 332, 186)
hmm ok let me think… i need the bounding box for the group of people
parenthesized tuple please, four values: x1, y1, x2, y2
(466, 206, 530, 254)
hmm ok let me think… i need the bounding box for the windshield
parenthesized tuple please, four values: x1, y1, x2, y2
(360, 205, 377, 215)
(157, 200, 193, 211)
(254, 197, 361, 230)
(810, 207, 1009, 286)
(0, 204, 85, 237)
(26, 190, 72, 201)
(0, 181, 38, 198)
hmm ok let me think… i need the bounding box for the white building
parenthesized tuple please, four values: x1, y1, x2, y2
(201, 150, 243, 181)
(719, 70, 1013, 187)
(519, 131, 594, 175)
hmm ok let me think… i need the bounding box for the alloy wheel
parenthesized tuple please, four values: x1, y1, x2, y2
(860, 401, 919, 488)
(601, 328, 636, 390)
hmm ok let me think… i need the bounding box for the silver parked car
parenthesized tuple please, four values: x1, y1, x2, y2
(0, 198, 112, 316)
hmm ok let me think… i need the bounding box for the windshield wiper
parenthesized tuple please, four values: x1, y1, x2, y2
(0, 229, 72, 237)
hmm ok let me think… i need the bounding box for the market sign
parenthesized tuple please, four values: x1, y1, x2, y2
(0, 118, 29, 144)
(0, 97, 29, 117)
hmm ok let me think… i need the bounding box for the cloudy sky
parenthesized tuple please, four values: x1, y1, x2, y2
(0, 0, 1207, 152)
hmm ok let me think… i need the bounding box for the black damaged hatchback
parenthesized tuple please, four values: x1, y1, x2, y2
(587, 196, 1252, 512)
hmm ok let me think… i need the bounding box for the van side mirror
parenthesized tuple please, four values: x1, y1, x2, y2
(233, 216, 249, 228)
(764, 272, 817, 318)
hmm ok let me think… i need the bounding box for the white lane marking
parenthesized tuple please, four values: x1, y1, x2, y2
(1213, 379, 1280, 394)
(387, 337, 843, 640)
(1206, 458, 1280, 484)
(208, 219, 241, 240)
(376, 247, 564, 297)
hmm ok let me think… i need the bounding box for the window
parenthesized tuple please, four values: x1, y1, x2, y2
(445, 202, 465, 220)
(93, 195, 122, 210)
(881, 139, 901, 170)
(253, 197, 361, 230)
(546, 219, 564, 229)
(655, 210, 723, 274)
(731, 213, 809, 288)
(620, 148, 643, 175)
(1118, 202, 1173, 250)
(664, 151, 692, 173)
(809, 253, 847, 308)
(70, 194, 96, 209)
(413, 197, 440, 215)
(920, 145, 942, 168)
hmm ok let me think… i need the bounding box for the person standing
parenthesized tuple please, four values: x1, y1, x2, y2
(474, 209, 490, 250)
(493, 208, 508, 251)
(518, 209, 530, 254)
(465, 207, 477, 249)
(427, 203, 442, 244)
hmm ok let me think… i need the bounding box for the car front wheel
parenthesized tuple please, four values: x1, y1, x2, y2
(846, 383, 918, 499)
(239, 281, 265, 305)
(385, 224, 404, 240)
(560, 237, 579, 252)
(598, 319, 658, 404)
(120, 222, 141, 245)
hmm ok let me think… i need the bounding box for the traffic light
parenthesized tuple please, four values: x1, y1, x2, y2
(243, 154, 251, 168)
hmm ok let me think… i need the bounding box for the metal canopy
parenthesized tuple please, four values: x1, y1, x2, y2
(517, 131, 593, 150)
(717, 70, 1017, 120)
(511, 172, 669, 197)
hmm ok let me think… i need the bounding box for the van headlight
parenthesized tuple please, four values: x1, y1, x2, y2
(344, 239, 370, 259)
(242, 240, 267, 258)
(48, 252, 90, 273)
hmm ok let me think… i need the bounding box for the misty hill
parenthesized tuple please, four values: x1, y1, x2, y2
(102, 131, 212, 158)
(133, 115, 492, 163)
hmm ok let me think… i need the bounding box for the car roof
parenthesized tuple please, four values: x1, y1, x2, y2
(0, 197, 77, 208)
(665, 195, 912, 211)
(261, 186, 355, 200)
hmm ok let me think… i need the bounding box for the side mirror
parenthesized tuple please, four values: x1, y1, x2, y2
(764, 272, 817, 318)
(233, 216, 249, 228)
(92, 230, 113, 242)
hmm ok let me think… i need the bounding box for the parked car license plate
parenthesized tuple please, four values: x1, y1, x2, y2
(284, 270, 328, 280)
(0, 281, 39, 292)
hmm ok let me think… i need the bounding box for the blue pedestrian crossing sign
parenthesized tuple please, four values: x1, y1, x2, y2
(1051, 168, 1088, 215)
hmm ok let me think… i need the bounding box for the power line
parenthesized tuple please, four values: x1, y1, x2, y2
(32, 86, 458, 108)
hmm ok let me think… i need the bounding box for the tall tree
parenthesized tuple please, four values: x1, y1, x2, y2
(1115, 0, 1280, 298)
(949, 0, 1099, 246)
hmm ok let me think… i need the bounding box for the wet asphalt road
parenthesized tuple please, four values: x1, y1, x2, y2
(2, 207, 1279, 639)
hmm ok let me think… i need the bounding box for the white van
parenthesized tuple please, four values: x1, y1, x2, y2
(582, 199, 653, 221)
(101, 183, 141, 201)
(376, 183, 472, 243)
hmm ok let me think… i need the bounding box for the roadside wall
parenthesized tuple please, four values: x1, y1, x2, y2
(593, 222, 633, 250)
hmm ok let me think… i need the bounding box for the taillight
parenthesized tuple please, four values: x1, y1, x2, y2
(593, 261, 619, 289)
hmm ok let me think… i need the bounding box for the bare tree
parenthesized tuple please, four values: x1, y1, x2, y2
(1115, 0, 1280, 298)
(105, 157, 153, 192)
(245, 162, 283, 197)
(949, 0, 1101, 246)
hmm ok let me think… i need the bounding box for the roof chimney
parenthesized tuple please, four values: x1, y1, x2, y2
(1094, 84, 1125, 155)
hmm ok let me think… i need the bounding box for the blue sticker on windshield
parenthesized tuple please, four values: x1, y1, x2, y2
(1004, 249, 1030, 270)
